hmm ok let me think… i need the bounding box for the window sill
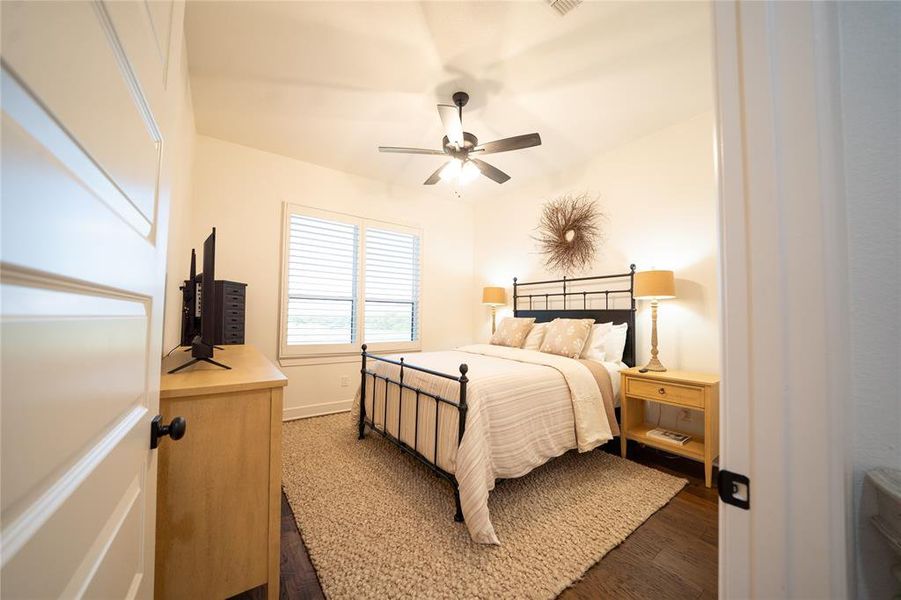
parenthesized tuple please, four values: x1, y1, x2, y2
(279, 344, 422, 367)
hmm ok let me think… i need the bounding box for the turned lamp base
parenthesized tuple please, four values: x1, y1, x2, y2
(642, 356, 667, 372)
(644, 298, 668, 372)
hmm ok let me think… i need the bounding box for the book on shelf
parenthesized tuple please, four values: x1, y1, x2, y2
(647, 427, 692, 446)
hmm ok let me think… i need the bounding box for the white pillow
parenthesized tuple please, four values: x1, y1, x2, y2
(521, 322, 548, 350)
(583, 348, 607, 363)
(603, 322, 629, 364)
(580, 322, 612, 359)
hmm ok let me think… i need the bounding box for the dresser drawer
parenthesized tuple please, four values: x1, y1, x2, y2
(223, 332, 244, 344)
(223, 294, 245, 306)
(222, 283, 245, 297)
(625, 378, 704, 408)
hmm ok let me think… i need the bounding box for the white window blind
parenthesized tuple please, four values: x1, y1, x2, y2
(286, 214, 358, 345)
(281, 204, 421, 357)
(364, 228, 420, 343)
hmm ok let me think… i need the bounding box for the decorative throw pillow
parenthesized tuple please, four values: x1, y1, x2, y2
(521, 322, 548, 350)
(490, 317, 536, 348)
(539, 318, 595, 358)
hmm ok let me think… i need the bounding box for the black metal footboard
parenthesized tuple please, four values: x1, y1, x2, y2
(357, 344, 469, 522)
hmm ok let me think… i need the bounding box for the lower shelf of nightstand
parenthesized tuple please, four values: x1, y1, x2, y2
(626, 423, 706, 461)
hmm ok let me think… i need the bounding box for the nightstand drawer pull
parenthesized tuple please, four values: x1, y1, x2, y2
(626, 378, 704, 408)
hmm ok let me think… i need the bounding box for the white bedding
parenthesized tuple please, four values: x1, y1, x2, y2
(356, 344, 620, 544)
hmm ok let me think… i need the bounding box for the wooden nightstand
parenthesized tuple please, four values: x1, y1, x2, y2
(620, 368, 720, 487)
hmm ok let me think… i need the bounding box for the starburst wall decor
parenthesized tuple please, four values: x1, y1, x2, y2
(533, 192, 604, 274)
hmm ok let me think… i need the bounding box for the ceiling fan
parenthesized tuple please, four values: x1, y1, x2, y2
(378, 91, 542, 185)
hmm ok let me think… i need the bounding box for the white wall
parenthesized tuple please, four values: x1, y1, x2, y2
(166, 135, 475, 418)
(161, 43, 197, 356)
(473, 113, 719, 377)
(838, 3, 901, 597)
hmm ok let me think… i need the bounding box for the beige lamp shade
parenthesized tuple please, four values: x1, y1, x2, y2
(482, 286, 507, 306)
(634, 270, 676, 299)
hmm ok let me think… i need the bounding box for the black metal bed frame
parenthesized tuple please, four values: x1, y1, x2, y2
(357, 349, 469, 521)
(357, 266, 637, 523)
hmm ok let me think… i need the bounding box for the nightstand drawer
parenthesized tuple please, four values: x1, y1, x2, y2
(625, 378, 704, 408)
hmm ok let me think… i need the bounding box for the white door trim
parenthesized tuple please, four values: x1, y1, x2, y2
(712, 2, 851, 597)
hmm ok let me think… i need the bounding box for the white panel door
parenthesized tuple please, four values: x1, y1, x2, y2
(1, 1, 182, 597)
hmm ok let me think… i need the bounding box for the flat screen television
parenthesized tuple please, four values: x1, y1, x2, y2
(179, 249, 199, 345)
(200, 229, 216, 348)
(168, 228, 231, 374)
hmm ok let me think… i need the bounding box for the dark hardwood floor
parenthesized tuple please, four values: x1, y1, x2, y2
(235, 443, 718, 600)
(559, 444, 719, 600)
(230, 494, 325, 600)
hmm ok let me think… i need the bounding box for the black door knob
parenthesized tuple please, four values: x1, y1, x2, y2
(150, 415, 187, 449)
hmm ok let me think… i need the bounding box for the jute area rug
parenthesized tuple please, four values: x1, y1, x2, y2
(282, 414, 686, 599)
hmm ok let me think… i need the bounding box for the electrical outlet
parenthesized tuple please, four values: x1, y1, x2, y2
(340, 376, 349, 387)
(679, 409, 692, 422)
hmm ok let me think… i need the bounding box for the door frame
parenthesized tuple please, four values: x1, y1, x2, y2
(712, 1, 853, 597)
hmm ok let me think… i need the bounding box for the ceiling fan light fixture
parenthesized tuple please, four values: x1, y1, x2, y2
(459, 160, 480, 185)
(439, 159, 462, 181)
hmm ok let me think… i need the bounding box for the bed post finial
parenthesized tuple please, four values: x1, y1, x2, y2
(629, 264, 636, 272)
(458, 364, 469, 414)
(458, 364, 469, 413)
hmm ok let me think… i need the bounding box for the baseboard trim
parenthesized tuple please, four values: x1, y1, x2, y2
(283, 399, 353, 421)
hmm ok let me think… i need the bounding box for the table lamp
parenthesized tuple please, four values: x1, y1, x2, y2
(634, 270, 676, 372)
(481, 287, 507, 334)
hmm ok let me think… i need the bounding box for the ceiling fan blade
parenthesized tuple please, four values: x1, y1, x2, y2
(423, 161, 450, 185)
(470, 159, 511, 184)
(472, 133, 542, 155)
(437, 104, 464, 147)
(379, 146, 446, 155)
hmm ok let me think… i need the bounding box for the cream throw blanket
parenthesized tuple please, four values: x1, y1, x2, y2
(356, 344, 614, 544)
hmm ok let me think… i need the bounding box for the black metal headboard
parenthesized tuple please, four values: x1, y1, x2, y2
(512, 265, 637, 367)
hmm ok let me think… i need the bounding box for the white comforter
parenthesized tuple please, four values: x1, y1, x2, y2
(357, 344, 614, 544)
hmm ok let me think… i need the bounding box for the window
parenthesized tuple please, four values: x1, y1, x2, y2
(285, 214, 358, 345)
(364, 227, 420, 343)
(280, 205, 421, 358)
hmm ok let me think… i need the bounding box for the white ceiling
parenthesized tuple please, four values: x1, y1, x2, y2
(185, 1, 713, 195)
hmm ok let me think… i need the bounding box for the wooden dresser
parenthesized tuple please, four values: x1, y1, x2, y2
(157, 345, 287, 599)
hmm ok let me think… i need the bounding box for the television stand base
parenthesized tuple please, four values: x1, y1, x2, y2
(167, 357, 232, 374)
